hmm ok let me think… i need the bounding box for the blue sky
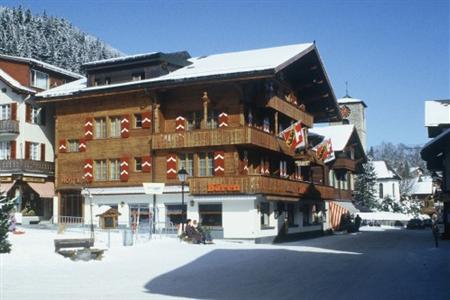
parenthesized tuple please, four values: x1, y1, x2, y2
(3, 0, 449, 147)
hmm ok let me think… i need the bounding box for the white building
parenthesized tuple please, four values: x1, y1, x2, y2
(373, 160, 401, 203)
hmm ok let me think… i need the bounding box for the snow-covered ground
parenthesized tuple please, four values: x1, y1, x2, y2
(1, 226, 449, 300)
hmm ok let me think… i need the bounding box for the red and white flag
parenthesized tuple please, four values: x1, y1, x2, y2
(279, 121, 306, 150)
(313, 138, 335, 163)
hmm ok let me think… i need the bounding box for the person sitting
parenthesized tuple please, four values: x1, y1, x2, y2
(184, 219, 202, 244)
(193, 220, 213, 244)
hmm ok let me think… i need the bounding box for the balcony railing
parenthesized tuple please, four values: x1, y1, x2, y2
(152, 126, 295, 155)
(0, 120, 19, 138)
(0, 159, 54, 175)
(332, 158, 356, 171)
(266, 96, 314, 127)
(188, 175, 335, 199)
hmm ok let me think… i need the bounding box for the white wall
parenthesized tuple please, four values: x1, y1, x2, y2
(375, 179, 401, 202)
(222, 200, 257, 239)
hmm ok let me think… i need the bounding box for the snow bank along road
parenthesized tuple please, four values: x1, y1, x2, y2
(1, 227, 449, 300)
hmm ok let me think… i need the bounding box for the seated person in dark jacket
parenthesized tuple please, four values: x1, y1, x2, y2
(193, 220, 213, 243)
(185, 219, 202, 244)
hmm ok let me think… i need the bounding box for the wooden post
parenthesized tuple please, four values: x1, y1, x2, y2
(154, 103, 160, 133)
(202, 92, 209, 129)
(274, 111, 279, 135)
(239, 104, 245, 126)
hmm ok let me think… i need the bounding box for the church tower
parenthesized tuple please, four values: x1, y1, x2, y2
(333, 86, 368, 151)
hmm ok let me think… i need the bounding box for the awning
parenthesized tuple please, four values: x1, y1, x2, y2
(266, 195, 299, 202)
(0, 181, 16, 194)
(27, 182, 55, 198)
(335, 201, 360, 214)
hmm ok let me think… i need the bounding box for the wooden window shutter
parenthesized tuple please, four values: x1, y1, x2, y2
(175, 116, 186, 132)
(84, 117, 93, 140)
(10, 103, 17, 120)
(40, 143, 45, 161)
(40, 107, 46, 126)
(166, 154, 177, 179)
(218, 112, 229, 128)
(120, 157, 129, 182)
(142, 156, 152, 173)
(10, 140, 16, 159)
(121, 115, 130, 138)
(25, 104, 32, 123)
(24, 141, 31, 159)
(141, 111, 152, 129)
(84, 159, 93, 183)
(78, 138, 86, 152)
(214, 151, 225, 176)
(58, 139, 67, 153)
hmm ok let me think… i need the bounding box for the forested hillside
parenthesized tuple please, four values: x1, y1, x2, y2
(0, 6, 122, 73)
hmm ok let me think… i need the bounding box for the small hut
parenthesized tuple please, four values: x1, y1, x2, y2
(96, 208, 121, 229)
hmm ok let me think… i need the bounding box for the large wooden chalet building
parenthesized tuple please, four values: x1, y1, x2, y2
(35, 43, 364, 242)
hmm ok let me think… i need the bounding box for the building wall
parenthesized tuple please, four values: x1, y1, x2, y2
(0, 60, 30, 87)
(375, 179, 401, 202)
(343, 103, 366, 151)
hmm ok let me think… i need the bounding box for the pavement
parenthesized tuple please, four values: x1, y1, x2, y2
(145, 228, 450, 300)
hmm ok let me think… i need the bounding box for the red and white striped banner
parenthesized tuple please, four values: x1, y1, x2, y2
(58, 139, 66, 153)
(121, 115, 130, 138)
(214, 151, 225, 176)
(142, 156, 152, 173)
(78, 138, 86, 152)
(175, 116, 186, 132)
(84, 159, 93, 183)
(84, 118, 93, 140)
(142, 111, 152, 129)
(328, 201, 349, 230)
(120, 157, 129, 182)
(218, 112, 229, 128)
(166, 154, 177, 179)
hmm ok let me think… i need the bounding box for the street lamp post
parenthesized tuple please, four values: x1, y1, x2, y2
(81, 187, 94, 242)
(177, 168, 188, 232)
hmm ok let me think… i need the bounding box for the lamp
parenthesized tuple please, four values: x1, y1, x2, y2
(177, 168, 189, 232)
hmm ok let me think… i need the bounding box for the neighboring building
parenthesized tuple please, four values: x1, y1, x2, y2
(373, 160, 401, 203)
(331, 93, 367, 152)
(0, 54, 82, 221)
(310, 124, 366, 230)
(421, 99, 450, 239)
(36, 43, 348, 242)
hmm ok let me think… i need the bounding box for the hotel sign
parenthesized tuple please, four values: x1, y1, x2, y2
(207, 183, 240, 193)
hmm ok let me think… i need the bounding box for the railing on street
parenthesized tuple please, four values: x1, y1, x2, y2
(59, 215, 84, 224)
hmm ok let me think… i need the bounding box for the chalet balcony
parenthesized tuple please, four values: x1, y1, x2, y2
(334, 188, 353, 201)
(266, 95, 313, 127)
(0, 120, 19, 140)
(332, 158, 357, 172)
(0, 159, 54, 176)
(188, 175, 335, 200)
(152, 126, 295, 156)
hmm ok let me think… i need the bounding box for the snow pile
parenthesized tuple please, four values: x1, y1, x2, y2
(358, 211, 430, 221)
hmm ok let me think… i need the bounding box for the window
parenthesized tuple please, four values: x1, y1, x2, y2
(134, 114, 142, 128)
(165, 204, 187, 226)
(109, 116, 121, 138)
(260, 202, 270, 228)
(287, 203, 295, 226)
(329, 169, 335, 187)
(109, 159, 120, 181)
(94, 160, 107, 181)
(199, 204, 222, 227)
(0, 105, 10, 120)
(199, 152, 214, 176)
(279, 160, 287, 178)
(179, 153, 194, 177)
(105, 77, 111, 85)
(379, 183, 384, 198)
(68, 139, 79, 152)
(30, 142, 39, 160)
(0, 142, 10, 160)
(207, 110, 218, 129)
(135, 157, 142, 171)
(95, 118, 107, 139)
(30, 107, 42, 124)
(132, 72, 145, 81)
(187, 111, 201, 130)
(31, 69, 49, 89)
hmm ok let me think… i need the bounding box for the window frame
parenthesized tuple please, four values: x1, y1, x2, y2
(94, 117, 107, 139)
(109, 116, 121, 138)
(30, 69, 49, 90)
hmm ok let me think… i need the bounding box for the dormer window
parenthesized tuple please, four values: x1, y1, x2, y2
(31, 69, 49, 90)
(131, 72, 145, 81)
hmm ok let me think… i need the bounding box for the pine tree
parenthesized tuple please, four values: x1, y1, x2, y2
(0, 192, 14, 253)
(354, 157, 378, 210)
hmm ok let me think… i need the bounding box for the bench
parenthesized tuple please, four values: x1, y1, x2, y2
(54, 238, 94, 252)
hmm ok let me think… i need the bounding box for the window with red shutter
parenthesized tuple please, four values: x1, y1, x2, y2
(10, 103, 17, 120)
(25, 104, 32, 123)
(10, 140, 16, 159)
(25, 141, 31, 159)
(40, 144, 45, 161)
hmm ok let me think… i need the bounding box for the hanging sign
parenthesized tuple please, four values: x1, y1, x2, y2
(143, 183, 165, 195)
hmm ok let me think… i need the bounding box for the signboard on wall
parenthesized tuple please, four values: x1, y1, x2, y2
(143, 183, 165, 195)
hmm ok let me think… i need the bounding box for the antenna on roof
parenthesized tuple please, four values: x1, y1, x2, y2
(345, 81, 351, 98)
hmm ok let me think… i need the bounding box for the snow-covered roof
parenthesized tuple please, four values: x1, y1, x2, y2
(373, 161, 400, 180)
(309, 124, 355, 151)
(0, 54, 83, 79)
(411, 176, 433, 195)
(338, 96, 367, 108)
(82, 52, 159, 67)
(37, 43, 316, 99)
(0, 68, 35, 94)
